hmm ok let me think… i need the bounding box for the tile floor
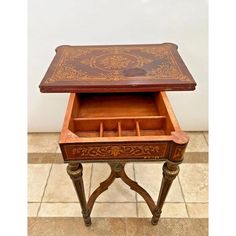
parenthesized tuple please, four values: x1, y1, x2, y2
(28, 132, 208, 220)
(28, 218, 208, 236)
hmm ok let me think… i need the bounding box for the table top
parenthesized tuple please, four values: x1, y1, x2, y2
(39, 43, 196, 93)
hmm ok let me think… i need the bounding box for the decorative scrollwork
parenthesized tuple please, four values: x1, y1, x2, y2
(87, 162, 156, 215)
(45, 45, 192, 83)
(64, 142, 168, 160)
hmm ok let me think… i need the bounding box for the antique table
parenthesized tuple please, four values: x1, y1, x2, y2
(39, 43, 196, 226)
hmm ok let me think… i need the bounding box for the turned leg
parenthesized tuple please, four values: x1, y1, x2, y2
(151, 161, 180, 225)
(67, 162, 91, 226)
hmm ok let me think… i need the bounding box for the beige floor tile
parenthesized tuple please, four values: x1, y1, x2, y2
(134, 163, 184, 202)
(183, 152, 208, 163)
(38, 203, 82, 217)
(187, 203, 208, 218)
(90, 163, 136, 202)
(56, 146, 61, 153)
(43, 163, 92, 202)
(28, 164, 51, 202)
(179, 164, 208, 202)
(28, 133, 59, 153)
(28, 203, 40, 217)
(143, 218, 208, 236)
(138, 202, 188, 218)
(91, 202, 137, 217)
(28, 218, 208, 236)
(186, 132, 208, 152)
(28, 218, 127, 236)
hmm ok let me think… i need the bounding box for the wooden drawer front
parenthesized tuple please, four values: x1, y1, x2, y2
(61, 142, 170, 162)
(59, 92, 189, 162)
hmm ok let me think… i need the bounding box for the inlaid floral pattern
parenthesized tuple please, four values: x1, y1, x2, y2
(64, 143, 168, 160)
(99, 54, 132, 70)
(44, 44, 192, 83)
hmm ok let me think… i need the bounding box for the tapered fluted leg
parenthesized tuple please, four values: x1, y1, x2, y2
(151, 161, 180, 225)
(67, 162, 91, 226)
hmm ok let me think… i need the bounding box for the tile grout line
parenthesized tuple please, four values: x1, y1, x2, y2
(88, 163, 94, 198)
(33, 201, 138, 204)
(134, 201, 208, 204)
(132, 163, 139, 217)
(54, 145, 58, 154)
(35, 201, 138, 204)
(125, 218, 127, 236)
(55, 144, 60, 153)
(177, 175, 190, 218)
(36, 163, 53, 217)
(32, 201, 208, 204)
(202, 131, 208, 145)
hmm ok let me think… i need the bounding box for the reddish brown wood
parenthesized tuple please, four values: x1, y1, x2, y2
(151, 161, 180, 225)
(67, 162, 91, 226)
(59, 92, 189, 162)
(87, 169, 116, 213)
(82, 162, 156, 223)
(58, 91, 190, 227)
(39, 43, 194, 227)
(117, 163, 156, 212)
(67, 161, 182, 227)
(39, 43, 196, 93)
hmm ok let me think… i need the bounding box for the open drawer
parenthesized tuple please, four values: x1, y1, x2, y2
(59, 92, 189, 162)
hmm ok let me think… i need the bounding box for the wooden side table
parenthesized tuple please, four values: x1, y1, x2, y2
(39, 43, 196, 227)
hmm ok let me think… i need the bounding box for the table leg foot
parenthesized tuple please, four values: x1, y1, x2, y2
(151, 161, 180, 225)
(67, 162, 91, 226)
(82, 209, 92, 226)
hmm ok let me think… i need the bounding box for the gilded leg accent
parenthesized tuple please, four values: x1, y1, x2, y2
(151, 161, 180, 225)
(67, 162, 91, 226)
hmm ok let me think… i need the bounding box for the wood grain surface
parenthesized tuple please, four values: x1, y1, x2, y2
(39, 43, 196, 93)
(59, 92, 189, 162)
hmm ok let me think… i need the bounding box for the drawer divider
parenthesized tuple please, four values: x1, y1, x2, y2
(118, 122, 122, 137)
(136, 121, 141, 136)
(73, 116, 166, 121)
(72, 116, 168, 138)
(99, 122, 104, 137)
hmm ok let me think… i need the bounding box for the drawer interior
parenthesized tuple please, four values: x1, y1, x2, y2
(67, 92, 177, 138)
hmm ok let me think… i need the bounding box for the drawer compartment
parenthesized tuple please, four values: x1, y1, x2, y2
(66, 93, 175, 137)
(59, 92, 188, 162)
(74, 117, 166, 138)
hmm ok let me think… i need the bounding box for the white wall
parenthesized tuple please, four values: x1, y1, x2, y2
(28, 0, 208, 132)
